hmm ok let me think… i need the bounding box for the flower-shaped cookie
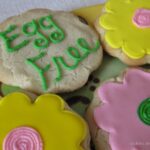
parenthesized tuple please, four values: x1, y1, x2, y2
(0, 93, 88, 150)
(94, 69, 150, 150)
(100, 0, 150, 59)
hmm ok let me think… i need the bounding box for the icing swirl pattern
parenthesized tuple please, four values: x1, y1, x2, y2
(133, 9, 150, 28)
(3, 127, 43, 150)
(138, 98, 150, 126)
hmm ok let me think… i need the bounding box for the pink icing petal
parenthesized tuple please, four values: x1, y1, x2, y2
(94, 69, 150, 150)
(3, 127, 43, 150)
(133, 8, 150, 28)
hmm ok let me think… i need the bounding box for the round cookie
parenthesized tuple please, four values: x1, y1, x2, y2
(87, 68, 150, 150)
(0, 92, 90, 150)
(0, 9, 102, 94)
(95, 0, 150, 66)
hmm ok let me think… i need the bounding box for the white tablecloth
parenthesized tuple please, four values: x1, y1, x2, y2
(0, 0, 105, 23)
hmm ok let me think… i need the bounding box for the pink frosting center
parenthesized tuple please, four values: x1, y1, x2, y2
(133, 8, 150, 28)
(3, 127, 43, 150)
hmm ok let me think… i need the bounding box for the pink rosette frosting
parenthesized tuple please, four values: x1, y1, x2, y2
(133, 8, 150, 28)
(3, 127, 43, 150)
(94, 69, 150, 150)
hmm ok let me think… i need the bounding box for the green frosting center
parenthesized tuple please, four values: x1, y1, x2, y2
(138, 98, 150, 126)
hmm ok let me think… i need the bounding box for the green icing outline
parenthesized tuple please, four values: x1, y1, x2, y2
(33, 31, 50, 50)
(0, 25, 29, 52)
(22, 20, 38, 36)
(39, 15, 65, 44)
(26, 52, 50, 91)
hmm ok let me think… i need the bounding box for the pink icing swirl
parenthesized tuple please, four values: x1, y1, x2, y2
(133, 8, 150, 28)
(3, 127, 43, 150)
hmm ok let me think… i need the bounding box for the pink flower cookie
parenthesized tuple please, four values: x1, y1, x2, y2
(87, 68, 150, 150)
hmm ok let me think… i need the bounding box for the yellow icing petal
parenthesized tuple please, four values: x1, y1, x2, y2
(123, 41, 145, 59)
(147, 48, 150, 55)
(0, 93, 87, 150)
(105, 30, 123, 49)
(100, 13, 118, 30)
(105, 1, 115, 13)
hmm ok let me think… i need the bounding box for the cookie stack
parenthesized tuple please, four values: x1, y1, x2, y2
(87, 0, 150, 150)
(0, 8, 102, 150)
(0, 0, 149, 150)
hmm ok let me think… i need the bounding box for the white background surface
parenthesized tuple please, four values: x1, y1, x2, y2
(0, 0, 105, 23)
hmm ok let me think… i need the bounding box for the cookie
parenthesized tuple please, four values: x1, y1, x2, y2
(0, 9, 102, 94)
(0, 92, 90, 150)
(95, 0, 150, 66)
(87, 68, 150, 150)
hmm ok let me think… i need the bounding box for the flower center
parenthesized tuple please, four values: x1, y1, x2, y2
(133, 8, 150, 28)
(138, 98, 150, 125)
(3, 127, 43, 150)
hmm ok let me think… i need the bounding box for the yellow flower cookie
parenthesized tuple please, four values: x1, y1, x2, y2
(96, 0, 150, 65)
(0, 93, 89, 150)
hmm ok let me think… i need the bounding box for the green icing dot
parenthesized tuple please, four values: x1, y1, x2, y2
(138, 98, 150, 126)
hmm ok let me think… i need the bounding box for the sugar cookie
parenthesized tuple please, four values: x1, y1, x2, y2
(0, 92, 90, 150)
(87, 68, 150, 150)
(95, 0, 150, 65)
(0, 9, 102, 93)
